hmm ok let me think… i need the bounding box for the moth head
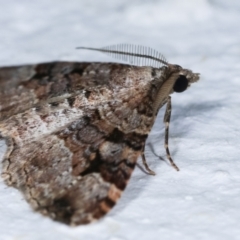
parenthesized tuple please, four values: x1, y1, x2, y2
(171, 65, 200, 93)
(152, 64, 200, 115)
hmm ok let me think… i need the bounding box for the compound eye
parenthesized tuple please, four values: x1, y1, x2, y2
(173, 75, 188, 93)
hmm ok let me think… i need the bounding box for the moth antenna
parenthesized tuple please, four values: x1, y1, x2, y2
(77, 44, 168, 68)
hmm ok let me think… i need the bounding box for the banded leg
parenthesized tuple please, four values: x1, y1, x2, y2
(164, 96, 179, 171)
(141, 144, 156, 175)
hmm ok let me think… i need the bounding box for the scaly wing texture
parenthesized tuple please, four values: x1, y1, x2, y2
(0, 62, 166, 225)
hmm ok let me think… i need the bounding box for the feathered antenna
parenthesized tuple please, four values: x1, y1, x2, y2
(76, 44, 168, 68)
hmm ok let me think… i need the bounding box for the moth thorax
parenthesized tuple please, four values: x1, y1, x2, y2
(153, 72, 179, 116)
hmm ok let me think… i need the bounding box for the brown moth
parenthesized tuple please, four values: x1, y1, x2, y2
(0, 44, 200, 225)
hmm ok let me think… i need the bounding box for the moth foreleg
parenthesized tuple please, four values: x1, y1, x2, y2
(164, 96, 180, 171)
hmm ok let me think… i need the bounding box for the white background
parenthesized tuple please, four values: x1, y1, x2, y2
(0, 1, 240, 239)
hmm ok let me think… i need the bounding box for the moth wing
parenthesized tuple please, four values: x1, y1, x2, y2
(0, 65, 35, 120)
(1, 62, 152, 225)
(0, 62, 90, 121)
(2, 112, 147, 225)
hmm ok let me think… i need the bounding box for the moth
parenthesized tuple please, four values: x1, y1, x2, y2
(0, 44, 200, 225)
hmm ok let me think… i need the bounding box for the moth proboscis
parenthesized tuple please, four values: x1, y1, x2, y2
(0, 44, 200, 225)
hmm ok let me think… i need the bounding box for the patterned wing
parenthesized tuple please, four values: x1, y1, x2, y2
(2, 110, 147, 225)
(0, 62, 157, 225)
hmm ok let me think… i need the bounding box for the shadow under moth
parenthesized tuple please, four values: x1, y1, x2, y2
(0, 44, 200, 225)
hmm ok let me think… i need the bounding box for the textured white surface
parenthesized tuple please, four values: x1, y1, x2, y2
(0, 0, 240, 239)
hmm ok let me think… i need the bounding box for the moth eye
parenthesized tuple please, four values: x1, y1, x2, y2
(173, 75, 189, 93)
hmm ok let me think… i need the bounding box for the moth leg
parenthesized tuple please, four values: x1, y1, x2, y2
(141, 144, 156, 175)
(164, 96, 180, 171)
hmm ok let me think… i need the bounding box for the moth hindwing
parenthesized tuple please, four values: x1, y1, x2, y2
(0, 44, 200, 225)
